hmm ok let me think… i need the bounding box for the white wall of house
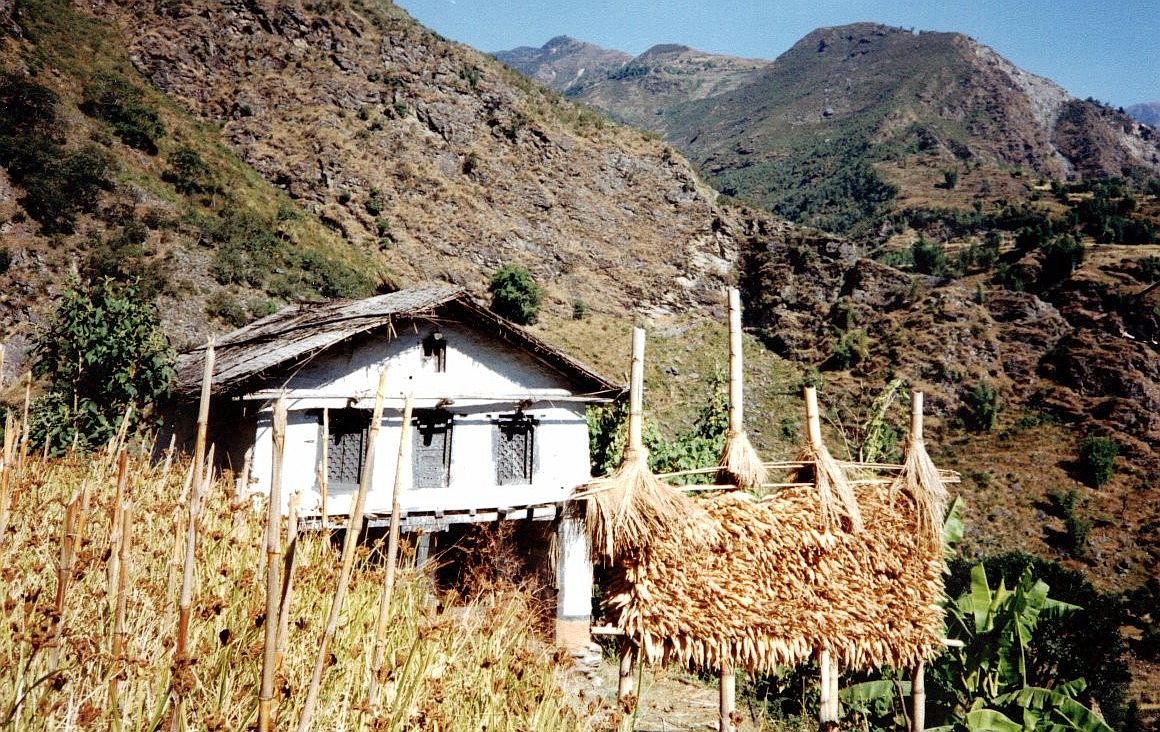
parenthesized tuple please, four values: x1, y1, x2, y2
(244, 322, 596, 515)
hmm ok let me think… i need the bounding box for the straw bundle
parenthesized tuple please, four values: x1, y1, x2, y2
(792, 388, 863, 532)
(582, 448, 718, 561)
(605, 481, 945, 675)
(581, 326, 719, 561)
(718, 429, 767, 492)
(889, 392, 948, 551)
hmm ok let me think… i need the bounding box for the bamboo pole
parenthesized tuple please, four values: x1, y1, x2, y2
(297, 368, 389, 732)
(719, 659, 736, 732)
(106, 451, 128, 594)
(191, 340, 215, 499)
(259, 399, 287, 732)
(805, 387, 823, 451)
(0, 412, 15, 541)
(615, 327, 645, 705)
(109, 500, 133, 723)
(728, 288, 743, 430)
(911, 661, 926, 732)
(830, 655, 840, 724)
(171, 445, 212, 730)
(48, 492, 81, 672)
(369, 392, 415, 709)
(275, 490, 300, 671)
(628, 327, 645, 453)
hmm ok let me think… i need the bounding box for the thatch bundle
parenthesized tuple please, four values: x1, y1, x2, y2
(580, 449, 719, 561)
(604, 481, 945, 675)
(889, 392, 949, 551)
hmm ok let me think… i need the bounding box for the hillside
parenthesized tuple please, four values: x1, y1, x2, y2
(502, 24, 1160, 235)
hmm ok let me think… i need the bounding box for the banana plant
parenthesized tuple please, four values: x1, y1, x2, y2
(930, 564, 1113, 732)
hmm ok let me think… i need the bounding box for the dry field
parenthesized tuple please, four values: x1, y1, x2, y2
(0, 432, 590, 730)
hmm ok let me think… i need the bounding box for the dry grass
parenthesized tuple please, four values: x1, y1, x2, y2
(0, 443, 587, 730)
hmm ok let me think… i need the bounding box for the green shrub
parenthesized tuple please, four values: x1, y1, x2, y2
(963, 381, 1001, 431)
(571, 299, 587, 320)
(1078, 433, 1118, 487)
(911, 235, 948, 276)
(29, 278, 174, 453)
(942, 167, 958, 189)
(19, 144, 114, 234)
(81, 72, 165, 153)
(163, 145, 215, 195)
(1039, 233, 1085, 288)
(83, 220, 169, 298)
(0, 247, 10, 274)
(830, 328, 869, 369)
(1047, 487, 1092, 559)
(488, 264, 543, 325)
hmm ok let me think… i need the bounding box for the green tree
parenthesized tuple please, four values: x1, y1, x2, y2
(488, 264, 543, 325)
(30, 279, 174, 453)
(912, 235, 949, 276)
(81, 71, 165, 154)
(1077, 434, 1118, 487)
(963, 381, 1001, 432)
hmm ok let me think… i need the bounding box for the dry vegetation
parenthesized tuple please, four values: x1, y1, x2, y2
(0, 431, 587, 730)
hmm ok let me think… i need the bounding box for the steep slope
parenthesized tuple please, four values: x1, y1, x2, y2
(87, 0, 742, 322)
(493, 35, 631, 94)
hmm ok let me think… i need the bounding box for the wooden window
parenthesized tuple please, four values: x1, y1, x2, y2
(422, 330, 447, 372)
(494, 413, 535, 485)
(324, 408, 369, 489)
(412, 409, 453, 489)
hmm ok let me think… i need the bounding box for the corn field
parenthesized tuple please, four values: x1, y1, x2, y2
(0, 428, 589, 730)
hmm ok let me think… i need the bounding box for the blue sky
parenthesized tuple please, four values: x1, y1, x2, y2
(393, 0, 1159, 108)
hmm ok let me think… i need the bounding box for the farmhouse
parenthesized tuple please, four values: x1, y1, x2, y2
(172, 284, 622, 647)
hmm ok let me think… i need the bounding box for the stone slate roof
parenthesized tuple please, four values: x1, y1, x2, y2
(174, 284, 621, 399)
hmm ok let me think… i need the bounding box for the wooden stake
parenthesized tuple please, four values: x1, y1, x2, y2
(258, 399, 287, 732)
(910, 661, 926, 732)
(297, 368, 389, 732)
(106, 451, 128, 594)
(830, 655, 840, 723)
(628, 326, 645, 453)
(720, 659, 736, 732)
(369, 392, 415, 708)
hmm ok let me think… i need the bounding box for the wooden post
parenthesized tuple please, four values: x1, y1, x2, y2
(369, 392, 415, 708)
(830, 654, 840, 723)
(819, 649, 833, 729)
(805, 386, 823, 450)
(911, 661, 926, 732)
(258, 399, 286, 732)
(319, 407, 329, 532)
(617, 638, 636, 702)
(275, 490, 300, 672)
(616, 327, 646, 706)
(720, 659, 736, 732)
(297, 369, 389, 732)
(728, 287, 744, 432)
(628, 326, 645, 453)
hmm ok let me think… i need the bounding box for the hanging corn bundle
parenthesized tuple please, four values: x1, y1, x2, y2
(790, 386, 863, 532)
(717, 288, 767, 492)
(580, 326, 717, 560)
(889, 391, 948, 551)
